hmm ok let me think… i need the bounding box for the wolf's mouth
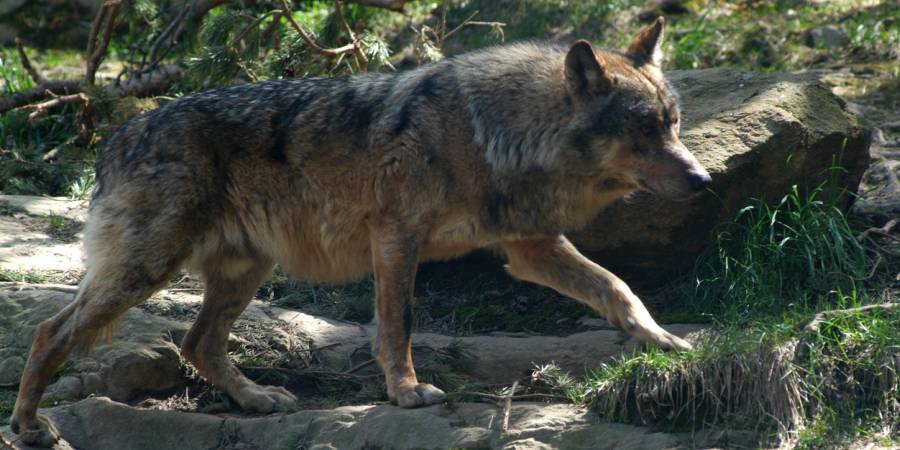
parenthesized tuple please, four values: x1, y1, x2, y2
(641, 180, 706, 202)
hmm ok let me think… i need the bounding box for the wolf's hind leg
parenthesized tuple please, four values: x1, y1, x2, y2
(180, 255, 297, 413)
(11, 253, 182, 447)
(502, 235, 691, 351)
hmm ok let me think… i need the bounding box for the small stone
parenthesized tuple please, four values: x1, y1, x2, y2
(81, 373, 106, 396)
(0, 355, 25, 385)
(45, 375, 83, 402)
(806, 25, 850, 48)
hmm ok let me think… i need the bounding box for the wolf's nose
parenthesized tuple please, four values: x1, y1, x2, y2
(687, 171, 712, 191)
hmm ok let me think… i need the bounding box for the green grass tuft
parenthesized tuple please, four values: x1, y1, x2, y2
(685, 174, 870, 323)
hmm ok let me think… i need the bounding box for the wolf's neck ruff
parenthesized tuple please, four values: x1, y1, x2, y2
(453, 43, 577, 173)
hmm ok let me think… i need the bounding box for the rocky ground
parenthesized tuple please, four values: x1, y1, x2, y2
(0, 64, 896, 449)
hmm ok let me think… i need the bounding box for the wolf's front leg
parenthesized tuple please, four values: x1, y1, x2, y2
(370, 224, 445, 407)
(502, 235, 691, 351)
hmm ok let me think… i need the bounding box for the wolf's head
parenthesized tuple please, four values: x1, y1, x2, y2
(564, 17, 710, 200)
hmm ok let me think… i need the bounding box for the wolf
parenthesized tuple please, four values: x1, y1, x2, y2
(11, 17, 709, 446)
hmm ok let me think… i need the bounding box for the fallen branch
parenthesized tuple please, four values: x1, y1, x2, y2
(448, 391, 567, 402)
(0, 282, 79, 294)
(857, 218, 899, 242)
(500, 380, 518, 433)
(15, 38, 44, 84)
(344, 358, 376, 374)
(21, 92, 90, 122)
(805, 303, 900, 333)
(0, 80, 82, 115)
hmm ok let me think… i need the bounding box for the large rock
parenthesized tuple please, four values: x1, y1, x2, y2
(0, 287, 703, 400)
(572, 68, 871, 271)
(0, 397, 688, 450)
(0, 287, 189, 401)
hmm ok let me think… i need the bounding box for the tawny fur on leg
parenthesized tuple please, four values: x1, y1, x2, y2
(11, 269, 173, 447)
(502, 235, 691, 351)
(370, 223, 445, 408)
(180, 256, 297, 412)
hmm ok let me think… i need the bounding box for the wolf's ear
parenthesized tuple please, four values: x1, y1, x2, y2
(565, 40, 611, 97)
(627, 16, 665, 66)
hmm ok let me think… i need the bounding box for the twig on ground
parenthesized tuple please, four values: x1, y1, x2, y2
(857, 218, 899, 242)
(42, 134, 80, 161)
(500, 380, 518, 433)
(449, 391, 566, 402)
(805, 303, 900, 333)
(344, 358, 376, 374)
(15, 38, 44, 84)
(0, 282, 79, 294)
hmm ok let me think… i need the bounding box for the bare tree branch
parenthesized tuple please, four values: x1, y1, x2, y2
(86, 0, 122, 85)
(334, 0, 369, 71)
(22, 92, 90, 122)
(351, 0, 406, 12)
(231, 9, 283, 49)
(280, 0, 358, 58)
(140, 2, 191, 76)
(15, 38, 44, 84)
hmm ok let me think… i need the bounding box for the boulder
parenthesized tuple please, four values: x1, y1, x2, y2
(805, 25, 851, 48)
(0, 397, 690, 450)
(572, 68, 870, 271)
(0, 287, 704, 399)
(0, 288, 190, 401)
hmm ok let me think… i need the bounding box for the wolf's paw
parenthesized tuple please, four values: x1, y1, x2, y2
(646, 327, 692, 351)
(235, 384, 298, 413)
(393, 383, 446, 408)
(10, 413, 60, 448)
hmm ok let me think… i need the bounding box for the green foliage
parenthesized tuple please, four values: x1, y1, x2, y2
(0, 387, 15, 424)
(0, 268, 49, 283)
(686, 173, 869, 323)
(0, 48, 35, 95)
(796, 305, 900, 447)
